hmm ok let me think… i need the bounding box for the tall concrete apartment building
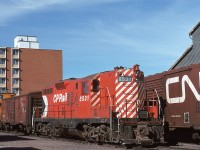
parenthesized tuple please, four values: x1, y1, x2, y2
(0, 35, 62, 95)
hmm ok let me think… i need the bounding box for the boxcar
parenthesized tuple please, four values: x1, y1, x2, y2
(2, 91, 42, 132)
(144, 63, 200, 143)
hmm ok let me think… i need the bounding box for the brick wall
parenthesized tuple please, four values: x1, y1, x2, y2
(19, 48, 62, 95)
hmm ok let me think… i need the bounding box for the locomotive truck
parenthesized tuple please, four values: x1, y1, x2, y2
(1, 64, 164, 147)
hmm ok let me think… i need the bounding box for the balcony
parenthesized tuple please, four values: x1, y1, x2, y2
(0, 54, 6, 58)
(0, 64, 6, 68)
(12, 64, 19, 68)
(0, 73, 6, 78)
(12, 74, 19, 78)
(12, 70, 19, 78)
(0, 83, 6, 88)
(12, 54, 19, 59)
(12, 83, 19, 88)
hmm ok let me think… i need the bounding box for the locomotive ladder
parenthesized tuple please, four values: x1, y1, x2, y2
(121, 83, 136, 118)
(124, 98, 134, 118)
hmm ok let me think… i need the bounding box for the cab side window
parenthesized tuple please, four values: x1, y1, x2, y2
(92, 79, 99, 92)
(82, 82, 88, 94)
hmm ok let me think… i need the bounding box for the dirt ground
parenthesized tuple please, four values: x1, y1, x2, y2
(0, 132, 200, 150)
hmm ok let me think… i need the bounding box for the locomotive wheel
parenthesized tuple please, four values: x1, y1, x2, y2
(26, 125, 32, 135)
(97, 134, 104, 145)
(5, 124, 10, 131)
(46, 124, 54, 138)
(48, 128, 55, 138)
(54, 127, 63, 137)
(192, 133, 200, 144)
(35, 123, 42, 136)
(46, 123, 51, 136)
(0, 122, 3, 130)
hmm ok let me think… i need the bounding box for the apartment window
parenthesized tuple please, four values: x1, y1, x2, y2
(0, 49, 5, 55)
(13, 49, 19, 55)
(12, 59, 19, 66)
(0, 68, 5, 74)
(0, 88, 6, 93)
(0, 78, 5, 84)
(12, 78, 19, 85)
(0, 59, 5, 64)
(12, 69, 19, 76)
(12, 88, 19, 95)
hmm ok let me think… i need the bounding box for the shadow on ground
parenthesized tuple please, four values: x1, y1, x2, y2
(0, 135, 34, 142)
(0, 147, 39, 150)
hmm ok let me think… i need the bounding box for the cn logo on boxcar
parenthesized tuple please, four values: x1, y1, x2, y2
(166, 72, 200, 104)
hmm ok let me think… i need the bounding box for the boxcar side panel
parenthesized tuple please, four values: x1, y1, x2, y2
(164, 64, 200, 128)
(2, 99, 15, 124)
(144, 73, 165, 100)
(14, 95, 28, 125)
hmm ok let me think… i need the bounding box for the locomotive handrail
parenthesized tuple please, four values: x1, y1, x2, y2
(154, 89, 165, 126)
(116, 102, 123, 118)
(154, 89, 161, 118)
(106, 87, 113, 141)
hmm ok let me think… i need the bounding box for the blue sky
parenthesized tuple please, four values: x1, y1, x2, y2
(0, 0, 200, 79)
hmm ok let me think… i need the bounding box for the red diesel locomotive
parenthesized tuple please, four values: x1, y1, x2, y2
(1, 65, 164, 147)
(33, 64, 164, 146)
